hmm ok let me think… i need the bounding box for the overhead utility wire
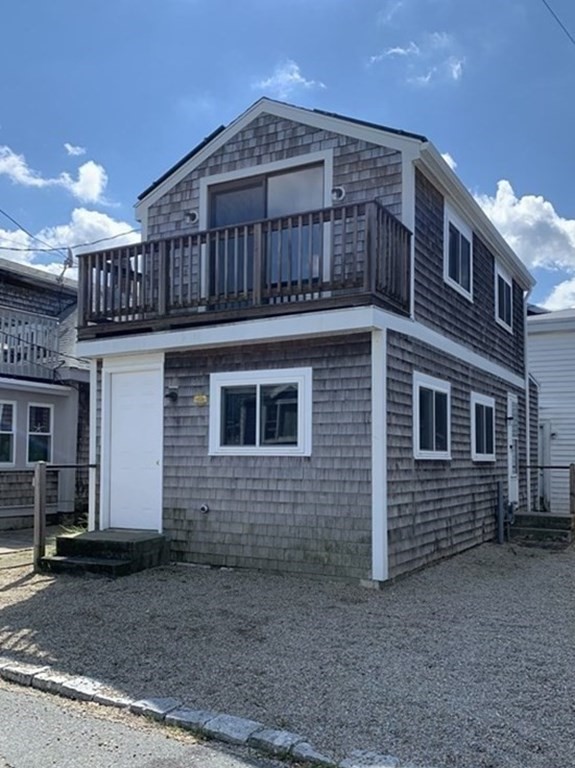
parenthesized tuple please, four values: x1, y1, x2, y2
(0, 228, 140, 254)
(0, 206, 68, 258)
(540, 0, 575, 47)
(0, 328, 90, 365)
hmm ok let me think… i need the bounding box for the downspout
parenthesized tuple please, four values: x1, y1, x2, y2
(524, 287, 533, 513)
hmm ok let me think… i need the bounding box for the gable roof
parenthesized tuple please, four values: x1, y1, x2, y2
(134, 97, 534, 291)
(137, 101, 428, 203)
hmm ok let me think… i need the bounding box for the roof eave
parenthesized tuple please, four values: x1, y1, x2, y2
(418, 143, 534, 291)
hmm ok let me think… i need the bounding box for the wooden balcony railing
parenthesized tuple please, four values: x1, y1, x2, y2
(0, 306, 59, 379)
(77, 201, 411, 335)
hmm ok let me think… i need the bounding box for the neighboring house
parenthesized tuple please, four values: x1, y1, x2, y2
(0, 257, 89, 529)
(528, 308, 575, 514)
(76, 98, 535, 582)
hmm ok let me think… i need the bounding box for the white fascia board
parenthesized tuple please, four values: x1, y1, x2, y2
(527, 315, 575, 334)
(135, 98, 422, 223)
(77, 307, 376, 359)
(0, 377, 72, 395)
(418, 143, 534, 291)
(77, 307, 526, 389)
(376, 310, 526, 390)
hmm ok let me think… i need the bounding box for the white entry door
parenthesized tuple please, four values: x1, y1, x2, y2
(507, 393, 519, 506)
(104, 359, 163, 530)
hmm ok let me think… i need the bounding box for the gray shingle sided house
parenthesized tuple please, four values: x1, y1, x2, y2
(76, 99, 535, 582)
(0, 258, 89, 528)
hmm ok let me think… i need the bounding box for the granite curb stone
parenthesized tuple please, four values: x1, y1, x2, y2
(31, 670, 74, 695)
(59, 676, 105, 701)
(201, 713, 266, 745)
(247, 727, 307, 755)
(1, 661, 429, 768)
(292, 741, 336, 766)
(1, 663, 50, 686)
(130, 697, 183, 720)
(165, 706, 220, 731)
(93, 690, 134, 708)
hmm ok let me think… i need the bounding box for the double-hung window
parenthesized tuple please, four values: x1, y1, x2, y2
(413, 372, 451, 460)
(471, 393, 495, 462)
(444, 205, 473, 300)
(209, 368, 312, 456)
(495, 266, 513, 331)
(0, 401, 15, 464)
(28, 404, 53, 463)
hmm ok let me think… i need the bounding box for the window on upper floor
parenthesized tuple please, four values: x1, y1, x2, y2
(206, 164, 326, 297)
(413, 372, 451, 460)
(209, 367, 312, 456)
(471, 392, 495, 462)
(495, 266, 513, 332)
(444, 205, 473, 300)
(0, 401, 15, 464)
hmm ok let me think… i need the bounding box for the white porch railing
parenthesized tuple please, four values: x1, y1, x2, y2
(0, 305, 59, 379)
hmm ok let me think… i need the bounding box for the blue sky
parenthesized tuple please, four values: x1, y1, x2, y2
(1, 0, 574, 307)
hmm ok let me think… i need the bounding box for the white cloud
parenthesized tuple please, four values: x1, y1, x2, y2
(64, 142, 86, 157)
(429, 31, 453, 49)
(253, 60, 326, 99)
(370, 30, 464, 86)
(59, 161, 108, 204)
(0, 145, 108, 203)
(441, 152, 457, 170)
(541, 279, 575, 310)
(407, 68, 436, 86)
(0, 208, 140, 278)
(475, 180, 575, 272)
(447, 56, 464, 81)
(377, 0, 403, 26)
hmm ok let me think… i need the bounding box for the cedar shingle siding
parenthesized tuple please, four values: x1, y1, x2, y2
(147, 113, 402, 239)
(163, 335, 372, 580)
(387, 330, 526, 578)
(414, 170, 524, 376)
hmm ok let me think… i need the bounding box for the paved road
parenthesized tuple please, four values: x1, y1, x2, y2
(0, 681, 282, 768)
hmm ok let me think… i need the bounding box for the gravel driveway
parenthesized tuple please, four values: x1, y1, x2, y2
(1, 542, 573, 768)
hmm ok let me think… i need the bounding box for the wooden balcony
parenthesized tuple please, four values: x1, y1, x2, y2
(77, 200, 411, 339)
(0, 306, 59, 380)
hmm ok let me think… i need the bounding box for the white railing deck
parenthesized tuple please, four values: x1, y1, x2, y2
(0, 305, 59, 379)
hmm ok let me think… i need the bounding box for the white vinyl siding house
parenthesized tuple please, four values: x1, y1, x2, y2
(528, 309, 575, 515)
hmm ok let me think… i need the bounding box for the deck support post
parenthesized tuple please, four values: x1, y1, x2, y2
(33, 461, 47, 572)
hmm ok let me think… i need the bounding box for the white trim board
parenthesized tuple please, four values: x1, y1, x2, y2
(0, 377, 72, 395)
(88, 359, 98, 532)
(371, 329, 387, 581)
(78, 308, 526, 390)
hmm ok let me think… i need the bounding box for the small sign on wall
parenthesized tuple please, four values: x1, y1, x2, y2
(193, 394, 209, 406)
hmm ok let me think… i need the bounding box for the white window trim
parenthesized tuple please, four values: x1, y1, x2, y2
(198, 150, 334, 229)
(443, 203, 473, 301)
(209, 367, 312, 456)
(0, 400, 16, 466)
(413, 372, 451, 460)
(471, 392, 496, 462)
(495, 264, 513, 333)
(27, 402, 54, 465)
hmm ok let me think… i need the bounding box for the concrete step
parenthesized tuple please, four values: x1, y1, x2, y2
(41, 555, 135, 577)
(511, 514, 574, 531)
(43, 529, 170, 577)
(56, 529, 167, 559)
(509, 526, 572, 549)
